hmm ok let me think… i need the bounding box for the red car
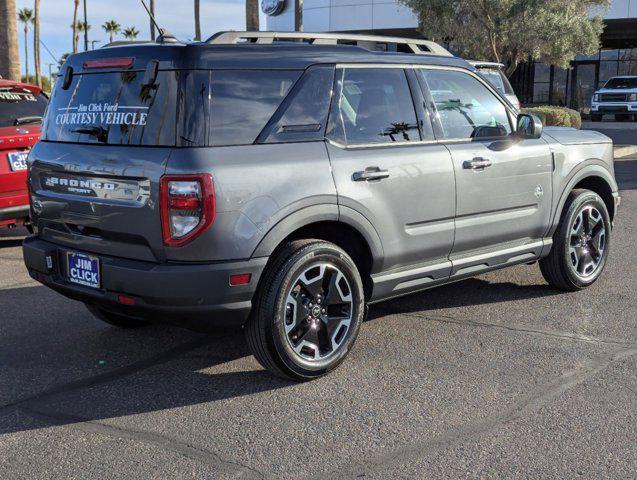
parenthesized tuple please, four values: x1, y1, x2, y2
(0, 78, 48, 229)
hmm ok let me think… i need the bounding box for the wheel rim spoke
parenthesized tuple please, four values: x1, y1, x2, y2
(284, 263, 353, 362)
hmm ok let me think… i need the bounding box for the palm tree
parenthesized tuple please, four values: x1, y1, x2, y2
(72, 0, 80, 53)
(17, 7, 33, 81)
(33, 0, 41, 87)
(0, 0, 21, 81)
(77, 21, 90, 50)
(102, 20, 121, 44)
(194, 0, 201, 41)
(149, 0, 155, 40)
(246, 0, 259, 31)
(123, 26, 139, 40)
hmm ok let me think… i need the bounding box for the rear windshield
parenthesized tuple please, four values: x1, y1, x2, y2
(0, 86, 48, 127)
(42, 71, 178, 146)
(604, 77, 637, 89)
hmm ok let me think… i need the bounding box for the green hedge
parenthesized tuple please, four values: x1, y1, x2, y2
(521, 106, 582, 129)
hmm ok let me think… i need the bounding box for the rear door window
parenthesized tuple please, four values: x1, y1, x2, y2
(0, 86, 48, 127)
(327, 68, 421, 146)
(42, 70, 178, 146)
(209, 70, 300, 146)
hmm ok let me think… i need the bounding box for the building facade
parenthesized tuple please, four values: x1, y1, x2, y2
(264, 0, 637, 111)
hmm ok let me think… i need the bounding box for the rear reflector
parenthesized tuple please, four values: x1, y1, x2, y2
(229, 274, 252, 286)
(83, 57, 135, 69)
(117, 295, 136, 306)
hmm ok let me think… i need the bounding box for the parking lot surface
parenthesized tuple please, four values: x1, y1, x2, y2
(1, 158, 635, 479)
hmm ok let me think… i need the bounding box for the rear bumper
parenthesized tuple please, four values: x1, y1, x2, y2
(23, 236, 268, 329)
(0, 204, 29, 222)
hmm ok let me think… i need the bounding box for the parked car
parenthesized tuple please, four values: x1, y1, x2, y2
(0, 78, 47, 229)
(23, 32, 619, 380)
(469, 61, 521, 111)
(591, 75, 637, 121)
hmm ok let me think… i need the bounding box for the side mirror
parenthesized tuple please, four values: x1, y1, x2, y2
(516, 114, 542, 139)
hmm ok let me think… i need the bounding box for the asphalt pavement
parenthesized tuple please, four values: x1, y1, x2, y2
(0, 158, 635, 479)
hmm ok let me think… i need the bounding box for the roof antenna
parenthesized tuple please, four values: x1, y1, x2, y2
(140, 0, 178, 43)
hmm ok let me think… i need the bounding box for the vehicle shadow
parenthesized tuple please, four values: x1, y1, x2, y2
(0, 275, 562, 436)
(0, 226, 28, 249)
(367, 276, 562, 320)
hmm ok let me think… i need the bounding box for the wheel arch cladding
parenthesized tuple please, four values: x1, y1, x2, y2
(253, 212, 381, 301)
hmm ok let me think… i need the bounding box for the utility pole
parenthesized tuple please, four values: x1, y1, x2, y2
(83, 0, 88, 51)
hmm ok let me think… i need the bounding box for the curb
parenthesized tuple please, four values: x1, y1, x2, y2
(614, 145, 637, 158)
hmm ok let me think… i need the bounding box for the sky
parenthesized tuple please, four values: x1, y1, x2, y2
(15, 0, 259, 77)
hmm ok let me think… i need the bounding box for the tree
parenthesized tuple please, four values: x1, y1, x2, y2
(34, 0, 41, 87)
(76, 20, 91, 48)
(194, 0, 201, 41)
(0, 0, 21, 81)
(398, 0, 611, 76)
(149, 0, 155, 40)
(123, 26, 140, 40)
(102, 20, 121, 44)
(246, 0, 259, 31)
(72, 0, 79, 53)
(17, 8, 33, 81)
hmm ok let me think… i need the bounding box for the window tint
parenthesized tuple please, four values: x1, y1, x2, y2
(604, 77, 637, 89)
(260, 66, 334, 143)
(209, 70, 300, 146)
(328, 68, 420, 145)
(419, 70, 511, 139)
(0, 87, 48, 127)
(178, 70, 210, 147)
(42, 71, 178, 146)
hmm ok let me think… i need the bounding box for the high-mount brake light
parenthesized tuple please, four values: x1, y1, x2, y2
(83, 57, 135, 69)
(160, 174, 215, 247)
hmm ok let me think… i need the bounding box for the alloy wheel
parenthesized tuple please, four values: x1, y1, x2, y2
(568, 205, 606, 278)
(283, 263, 353, 362)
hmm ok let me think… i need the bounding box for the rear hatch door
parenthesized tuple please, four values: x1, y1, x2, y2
(31, 52, 180, 262)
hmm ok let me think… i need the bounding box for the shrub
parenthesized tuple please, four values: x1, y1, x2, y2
(521, 106, 582, 129)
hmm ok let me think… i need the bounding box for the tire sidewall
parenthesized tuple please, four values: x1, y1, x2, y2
(560, 191, 611, 288)
(267, 245, 365, 378)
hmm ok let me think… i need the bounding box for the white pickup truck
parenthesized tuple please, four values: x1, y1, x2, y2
(591, 75, 637, 122)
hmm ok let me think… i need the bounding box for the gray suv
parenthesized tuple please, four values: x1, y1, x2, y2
(23, 32, 619, 380)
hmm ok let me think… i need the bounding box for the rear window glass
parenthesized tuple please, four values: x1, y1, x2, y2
(209, 70, 300, 146)
(42, 71, 178, 146)
(0, 87, 48, 127)
(477, 68, 515, 95)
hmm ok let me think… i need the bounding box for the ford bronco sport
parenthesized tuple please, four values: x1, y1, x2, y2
(23, 32, 619, 380)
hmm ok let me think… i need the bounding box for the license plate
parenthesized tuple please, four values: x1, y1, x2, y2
(7, 151, 28, 171)
(66, 252, 101, 289)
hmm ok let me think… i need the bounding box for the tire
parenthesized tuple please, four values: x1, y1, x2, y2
(245, 240, 365, 381)
(539, 189, 611, 291)
(590, 114, 602, 122)
(85, 304, 149, 328)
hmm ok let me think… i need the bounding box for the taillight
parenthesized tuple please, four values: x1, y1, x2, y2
(160, 174, 215, 247)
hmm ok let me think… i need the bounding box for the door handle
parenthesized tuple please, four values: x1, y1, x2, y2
(463, 157, 492, 170)
(353, 167, 390, 182)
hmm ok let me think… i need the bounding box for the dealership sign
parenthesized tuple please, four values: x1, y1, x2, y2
(261, 0, 286, 16)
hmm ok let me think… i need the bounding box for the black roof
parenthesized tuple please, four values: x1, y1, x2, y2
(62, 41, 472, 74)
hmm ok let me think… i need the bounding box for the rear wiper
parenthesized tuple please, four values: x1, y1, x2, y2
(14, 116, 43, 126)
(71, 126, 109, 143)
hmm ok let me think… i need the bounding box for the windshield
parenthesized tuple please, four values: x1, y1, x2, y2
(604, 77, 637, 89)
(0, 87, 48, 127)
(477, 68, 515, 96)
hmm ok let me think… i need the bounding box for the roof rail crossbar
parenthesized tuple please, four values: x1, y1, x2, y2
(206, 31, 453, 57)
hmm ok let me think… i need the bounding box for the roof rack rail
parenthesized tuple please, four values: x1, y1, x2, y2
(206, 31, 453, 57)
